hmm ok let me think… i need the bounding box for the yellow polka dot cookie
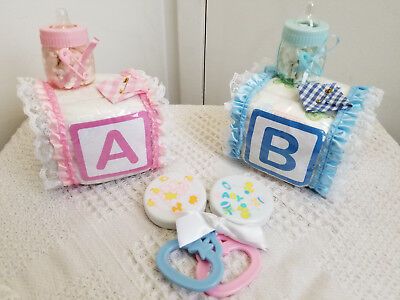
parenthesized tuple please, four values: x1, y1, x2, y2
(143, 173, 207, 229)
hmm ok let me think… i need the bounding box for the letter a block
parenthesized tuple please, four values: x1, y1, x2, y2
(70, 112, 153, 183)
(18, 71, 168, 188)
(244, 109, 324, 186)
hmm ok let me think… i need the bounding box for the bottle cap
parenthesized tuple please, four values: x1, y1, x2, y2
(40, 9, 89, 48)
(281, 18, 329, 48)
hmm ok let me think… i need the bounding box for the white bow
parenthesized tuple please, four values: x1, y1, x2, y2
(176, 211, 268, 250)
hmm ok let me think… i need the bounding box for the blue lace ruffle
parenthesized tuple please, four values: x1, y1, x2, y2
(229, 67, 276, 158)
(309, 86, 370, 197)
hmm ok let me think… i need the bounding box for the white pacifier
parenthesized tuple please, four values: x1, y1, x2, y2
(210, 175, 273, 226)
(144, 173, 207, 229)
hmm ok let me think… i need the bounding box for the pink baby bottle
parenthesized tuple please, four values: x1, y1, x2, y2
(40, 9, 98, 89)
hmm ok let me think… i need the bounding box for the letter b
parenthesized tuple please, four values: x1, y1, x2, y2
(259, 127, 298, 171)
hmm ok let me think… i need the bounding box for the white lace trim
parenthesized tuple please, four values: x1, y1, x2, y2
(138, 70, 170, 168)
(229, 57, 275, 98)
(17, 78, 62, 189)
(327, 86, 384, 199)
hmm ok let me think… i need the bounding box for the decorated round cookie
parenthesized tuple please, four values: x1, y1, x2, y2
(144, 173, 207, 229)
(210, 175, 273, 226)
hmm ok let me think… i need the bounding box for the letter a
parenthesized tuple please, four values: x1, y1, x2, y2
(96, 130, 138, 170)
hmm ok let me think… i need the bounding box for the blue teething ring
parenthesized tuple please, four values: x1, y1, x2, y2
(156, 232, 224, 292)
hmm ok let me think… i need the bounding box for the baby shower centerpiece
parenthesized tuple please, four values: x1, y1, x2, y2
(225, 3, 383, 197)
(18, 10, 169, 188)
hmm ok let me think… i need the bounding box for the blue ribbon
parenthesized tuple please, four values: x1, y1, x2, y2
(297, 50, 324, 78)
(297, 35, 340, 80)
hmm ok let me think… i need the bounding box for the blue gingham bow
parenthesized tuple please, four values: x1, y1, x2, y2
(298, 82, 352, 112)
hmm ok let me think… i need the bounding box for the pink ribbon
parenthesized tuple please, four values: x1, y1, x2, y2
(59, 37, 99, 88)
(97, 69, 149, 104)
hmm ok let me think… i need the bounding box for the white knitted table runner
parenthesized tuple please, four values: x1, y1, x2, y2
(1, 105, 399, 299)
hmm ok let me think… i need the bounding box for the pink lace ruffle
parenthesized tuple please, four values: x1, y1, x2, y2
(122, 68, 168, 170)
(139, 92, 163, 169)
(35, 81, 78, 186)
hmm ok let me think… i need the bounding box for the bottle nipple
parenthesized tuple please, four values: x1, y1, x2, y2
(305, 2, 315, 27)
(53, 8, 73, 29)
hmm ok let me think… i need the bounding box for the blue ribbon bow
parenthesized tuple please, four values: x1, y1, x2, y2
(297, 50, 324, 79)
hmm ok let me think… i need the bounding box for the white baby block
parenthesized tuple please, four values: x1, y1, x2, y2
(242, 79, 339, 186)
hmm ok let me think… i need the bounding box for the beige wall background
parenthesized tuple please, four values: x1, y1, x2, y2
(0, 0, 399, 150)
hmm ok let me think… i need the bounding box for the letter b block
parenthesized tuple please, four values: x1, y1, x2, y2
(244, 109, 324, 186)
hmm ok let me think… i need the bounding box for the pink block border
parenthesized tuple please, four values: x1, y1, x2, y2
(70, 111, 153, 182)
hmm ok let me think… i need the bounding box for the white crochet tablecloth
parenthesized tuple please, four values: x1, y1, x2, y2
(1, 105, 400, 299)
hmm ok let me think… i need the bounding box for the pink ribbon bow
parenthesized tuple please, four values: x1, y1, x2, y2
(59, 37, 99, 89)
(97, 69, 148, 104)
